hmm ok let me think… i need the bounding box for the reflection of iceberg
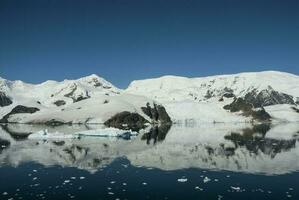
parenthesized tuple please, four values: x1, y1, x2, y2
(0, 123, 299, 175)
(27, 128, 138, 140)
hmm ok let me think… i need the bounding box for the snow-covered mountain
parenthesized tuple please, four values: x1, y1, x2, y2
(0, 71, 298, 125)
(126, 71, 299, 123)
(0, 74, 171, 127)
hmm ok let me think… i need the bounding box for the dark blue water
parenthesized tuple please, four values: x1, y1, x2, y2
(0, 158, 298, 200)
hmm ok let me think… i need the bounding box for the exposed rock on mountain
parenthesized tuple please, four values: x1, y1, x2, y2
(53, 100, 66, 107)
(104, 111, 149, 131)
(223, 98, 271, 121)
(0, 71, 298, 125)
(244, 86, 295, 108)
(0, 92, 12, 107)
(0, 105, 40, 123)
(126, 71, 299, 122)
(141, 103, 172, 124)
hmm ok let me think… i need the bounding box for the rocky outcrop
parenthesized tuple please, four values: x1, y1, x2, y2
(44, 119, 67, 126)
(292, 107, 299, 113)
(244, 86, 295, 108)
(53, 100, 66, 107)
(224, 98, 271, 121)
(104, 111, 149, 131)
(0, 105, 40, 123)
(141, 103, 172, 124)
(0, 92, 12, 107)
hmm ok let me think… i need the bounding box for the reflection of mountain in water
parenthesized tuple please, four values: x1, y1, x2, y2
(224, 124, 296, 159)
(0, 123, 299, 175)
(141, 124, 172, 145)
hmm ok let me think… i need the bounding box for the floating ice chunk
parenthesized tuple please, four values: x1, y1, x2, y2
(110, 181, 116, 184)
(142, 182, 147, 185)
(75, 128, 138, 138)
(122, 183, 127, 186)
(195, 186, 203, 191)
(2, 192, 8, 195)
(177, 178, 188, 183)
(231, 186, 241, 191)
(64, 180, 70, 183)
(203, 177, 211, 183)
(79, 177, 85, 180)
(33, 177, 38, 181)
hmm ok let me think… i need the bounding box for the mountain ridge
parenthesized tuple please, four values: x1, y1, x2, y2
(0, 71, 298, 125)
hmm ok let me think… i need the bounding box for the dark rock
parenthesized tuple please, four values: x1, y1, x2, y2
(73, 96, 89, 103)
(223, 98, 253, 112)
(104, 111, 149, 132)
(141, 103, 172, 124)
(103, 100, 109, 104)
(0, 92, 12, 107)
(52, 141, 65, 146)
(0, 105, 40, 123)
(218, 97, 224, 102)
(204, 90, 213, 99)
(44, 119, 66, 126)
(244, 87, 295, 108)
(292, 107, 299, 113)
(223, 98, 271, 121)
(223, 93, 235, 98)
(251, 107, 271, 121)
(53, 100, 66, 106)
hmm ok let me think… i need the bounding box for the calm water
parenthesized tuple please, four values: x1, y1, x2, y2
(1, 123, 299, 200)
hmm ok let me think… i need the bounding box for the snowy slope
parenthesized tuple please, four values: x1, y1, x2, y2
(126, 71, 299, 122)
(1, 71, 298, 124)
(0, 75, 157, 124)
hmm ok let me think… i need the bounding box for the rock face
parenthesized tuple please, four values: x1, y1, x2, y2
(244, 86, 295, 108)
(104, 111, 149, 131)
(224, 98, 271, 121)
(0, 92, 12, 107)
(0, 105, 40, 123)
(53, 100, 66, 107)
(141, 103, 172, 124)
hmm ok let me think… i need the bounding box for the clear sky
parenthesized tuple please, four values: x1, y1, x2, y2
(0, 0, 298, 88)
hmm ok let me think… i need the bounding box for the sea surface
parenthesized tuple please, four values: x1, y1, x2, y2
(1, 122, 299, 200)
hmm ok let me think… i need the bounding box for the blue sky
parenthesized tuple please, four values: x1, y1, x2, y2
(0, 0, 298, 88)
